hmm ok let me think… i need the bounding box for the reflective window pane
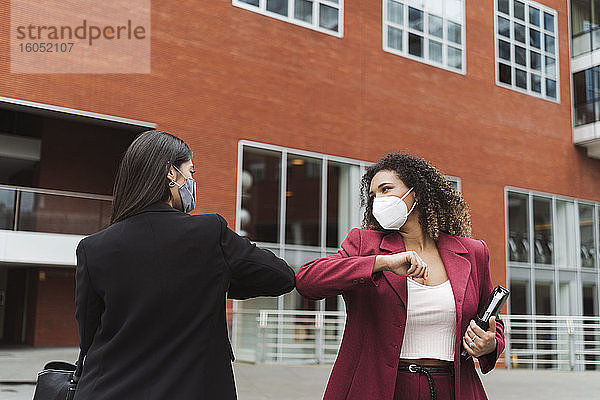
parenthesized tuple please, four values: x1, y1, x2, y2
(529, 6, 540, 26)
(294, 0, 313, 23)
(409, 33, 424, 57)
(533, 197, 553, 264)
(240, 0, 259, 6)
(545, 34, 555, 54)
(319, 3, 339, 31)
(514, 0, 525, 20)
(267, 0, 288, 16)
(445, 0, 462, 22)
(499, 39, 511, 61)
(447, 21, 462, 44)
(530, 51, 541, 71)
(0, 188, 15, 229)
(388, 26, 403, 51)
(498, 0, 509, 15)
(408, 7, 424, 31)
(531, 73, 541, 93)
(583, 284, 598, 316)
(499, 63, 512, 85)
(546, 78, 557, 99)
(579, 204, 596, 268)
(544, 11, 554, 32)
(515, 22, 526, 43)
(530, 28, 541, 48)
(426, 0, 443, 15)
(555, 200, 577, 266)
(241, 147, 281, 242)
(516, 68, 527, 89)
(326, 162, 359, 248)
(536, 281, 554, 315)
(498, 16, 511, 38)
(508, 192, 530, 262)
(286, 155, 322, 246)
(545, 56, 556, 78)
(17, 191, 111, 235)
(429, 39, 443, 63)
(388, 0, 404, 25)
(447, 46, 462, 69)
(428, 14, 443, 38)
(515, 45, 526, 66)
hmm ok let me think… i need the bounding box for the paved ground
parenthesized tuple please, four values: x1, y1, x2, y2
(1, 347, 599, 399)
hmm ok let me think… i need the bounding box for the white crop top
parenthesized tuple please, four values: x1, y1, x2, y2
(399, 278, 457, 362)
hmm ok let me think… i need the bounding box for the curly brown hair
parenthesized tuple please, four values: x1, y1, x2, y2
(360, 152, 472, 240)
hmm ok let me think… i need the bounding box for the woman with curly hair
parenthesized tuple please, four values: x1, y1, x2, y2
(296, 152, 504, 400)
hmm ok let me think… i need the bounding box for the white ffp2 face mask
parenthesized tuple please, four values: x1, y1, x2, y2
(372, 187, 417, 230)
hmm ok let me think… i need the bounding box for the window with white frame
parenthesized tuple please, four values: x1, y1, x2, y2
(507, 188, 600, 369)
(383, 0, 466, 73)
(233, 0, 343, 37)
(495, 0, 559, 101)
(233, 141, 463, 363)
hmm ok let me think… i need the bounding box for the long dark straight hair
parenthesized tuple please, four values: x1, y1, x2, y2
(110, 130, 192, 224)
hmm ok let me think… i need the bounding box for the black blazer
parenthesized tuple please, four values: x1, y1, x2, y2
(73, 201, 295, 400)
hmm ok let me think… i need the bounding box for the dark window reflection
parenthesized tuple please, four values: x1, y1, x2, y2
(240, 147, 281, 243)
(579, 204, 596, 268)
(509, 193, 530, 263)
(326, 162, 356, 248)
(574, 67, 600, 126)
(535, 282, 553, 315)
(17, 191, 111, 235)
(285, 155, 321, 246)
(0, 188, 16, 229)
(533, 197, 553, 264)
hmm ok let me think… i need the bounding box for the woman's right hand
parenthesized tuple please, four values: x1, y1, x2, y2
(373, 251, 429, 279)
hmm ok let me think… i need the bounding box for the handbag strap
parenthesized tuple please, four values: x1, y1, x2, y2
(71, 350, 86, 384)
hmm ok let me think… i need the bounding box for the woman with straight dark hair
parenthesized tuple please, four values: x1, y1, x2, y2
(296, 152, 504, 400)
(73, 130, 295, 400)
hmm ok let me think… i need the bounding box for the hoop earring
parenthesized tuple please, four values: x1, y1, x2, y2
(168, 180, 176, 187)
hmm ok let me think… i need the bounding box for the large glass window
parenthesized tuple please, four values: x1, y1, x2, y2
(286, 155, 322, 246)
(573, 66, 600, 126)
(383, 0, 465, 73)
(495, 0, 559, 101)
(507, 189, 600, 323)
(234, 142, 366, 363)
(555, 200, 578, 267)
(571, 0, 600, 57)
(234, 0, 343, 36)
(239, 147, 281, 242)
(508, 192, 530, 263)
(533, 196, 553, 265)
(580, 203, 597, 268)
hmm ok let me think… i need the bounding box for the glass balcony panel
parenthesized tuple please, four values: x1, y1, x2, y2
(0, 188, 16, 230)
(17, 191, 111, 235)
(573, 32, 592, 57)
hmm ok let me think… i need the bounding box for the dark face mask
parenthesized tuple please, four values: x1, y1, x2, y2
(172, 165, 196, 213)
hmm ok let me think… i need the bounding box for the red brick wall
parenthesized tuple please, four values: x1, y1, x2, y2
(1, 0, 600, 344)
(30, 268, 78, 347)
(37, 117, 137, 196)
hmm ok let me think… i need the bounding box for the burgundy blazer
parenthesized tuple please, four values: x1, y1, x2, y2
(296, 228, 504, 400)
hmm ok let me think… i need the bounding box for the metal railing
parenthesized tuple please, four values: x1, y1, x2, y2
(0, 184, 112, 235)
(504, 315, 600, 371)
(231, 309, 346, 364)
(231, 310, 600, 370)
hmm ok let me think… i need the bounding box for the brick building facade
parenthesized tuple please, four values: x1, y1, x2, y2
(0, 1, 599, 368)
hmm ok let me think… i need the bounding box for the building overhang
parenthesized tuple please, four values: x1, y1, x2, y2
(573, 123, 600, 159)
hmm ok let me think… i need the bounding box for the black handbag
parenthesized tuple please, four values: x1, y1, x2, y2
(32, 351, 85, 400)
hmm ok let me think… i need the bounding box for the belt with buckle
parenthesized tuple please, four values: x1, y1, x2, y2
(397, 363, 454, 400)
